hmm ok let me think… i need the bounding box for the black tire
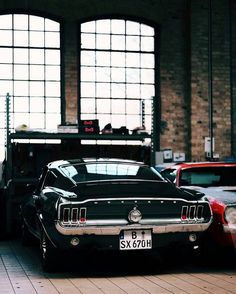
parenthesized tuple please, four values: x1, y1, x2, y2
(40, 230, 58, 272)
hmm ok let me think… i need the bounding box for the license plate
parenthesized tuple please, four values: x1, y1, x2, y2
(119, 229, 152, 250)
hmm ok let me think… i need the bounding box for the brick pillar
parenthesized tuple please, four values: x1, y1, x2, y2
(190, 0, 231, 161)
(64, 21, 78, 124)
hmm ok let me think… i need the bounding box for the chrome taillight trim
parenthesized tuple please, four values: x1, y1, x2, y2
(181, 205, 204, 221)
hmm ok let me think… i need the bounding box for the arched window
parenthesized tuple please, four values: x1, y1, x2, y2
(0, 14, 61, 160)
(80, 19, 155, 140)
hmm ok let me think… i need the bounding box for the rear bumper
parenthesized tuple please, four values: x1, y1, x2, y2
(55, 221, 211, 236)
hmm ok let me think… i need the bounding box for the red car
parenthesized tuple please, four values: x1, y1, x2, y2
(159, 162, 236, 250)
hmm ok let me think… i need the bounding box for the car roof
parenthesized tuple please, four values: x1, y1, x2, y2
(163, 161, 236, 171)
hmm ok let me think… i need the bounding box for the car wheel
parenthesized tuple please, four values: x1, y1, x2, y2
(40, 230, 57, 272)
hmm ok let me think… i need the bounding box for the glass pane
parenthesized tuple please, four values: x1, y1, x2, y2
(96, 67, 110, 82)
(30, 81, 44, 96)
(14, 64, 28, 80)
(0, 48, 12, 63)
(111, 52, 125, 67)
(96, 51, 110, 66)
(126, 68, 140, 83)
(30, 49, 44, 64)
(126, 100, 140, 114)
(111, 68, 125, 83)
(97, 114, 111, 128)
(127, 84, 140, 98)
(14, 48, 28, 63)
(46, 113, 61, 129)
(112, 99, 125, 114)
(45, 32, 60, 48)
(126, 35, 140, 51)
(14, 97, 29, 112)
(46, 98, 60, 113)
(30, 65, 44, 80)
(30, 15, 44, 30)
(127, 115, 140, 129)
(14, 31, 28, 46)
(0, 30, 12, 46)
(111, 83, 125, 98)
(45, 50, 60, 65)
(14, 14, 28, 30)
(96, 83, 110, 98)
(141, 54, 154, 68)
(141, 68, 154, 83)
(96, 19, 110, 33)
(126, 53, 140, 68)
(0, 14, 12, 29)
(45, 81, 60, 96)
(111, 114, 125, 128)
(14, 81, 29, 96)
(141, 36, 154, 52)
(111, 19, 125, 34)
(126, 21, 140, 35)
(30, 31, 44, 47)
(0, 80, 13, 94)
(96, 34, 110, 50)
(80, 98, 95, 113)
(111, 35, 125, 50)
(97, 99, 110, 113)
(81, 51, 95, 66)
(141, 84, 154, 99)
(81, 33, 95, 49)
(30, 97, 44, 112)
(45, 19, 60, 31)
(0, 64, 12, 79)
(14, 112, 30, 127)
(45, 66, 60, 80)
(141, 24, 154, 36)
(29, 113, 45, 128)
(81, 82, 95, 97)
(81, 67, 96, 82)
(81, 21, 95, 33)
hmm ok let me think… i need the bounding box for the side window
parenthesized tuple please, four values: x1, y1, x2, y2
(43, 171, 57, 187)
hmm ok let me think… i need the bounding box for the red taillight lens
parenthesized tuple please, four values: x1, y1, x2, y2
(79, 207, 87, 223)
(181, 206, 188, 220)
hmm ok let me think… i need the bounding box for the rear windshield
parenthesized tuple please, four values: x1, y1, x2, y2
(180, 166, 236, 187)
(60, 162, 163, 183)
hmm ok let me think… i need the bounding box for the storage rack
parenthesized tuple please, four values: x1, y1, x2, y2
(4, 94, 159, 235)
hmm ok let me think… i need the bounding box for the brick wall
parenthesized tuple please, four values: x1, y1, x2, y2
(0, 0, 234, 161)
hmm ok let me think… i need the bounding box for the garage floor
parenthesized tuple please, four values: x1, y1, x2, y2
(0, 239, 235, 294)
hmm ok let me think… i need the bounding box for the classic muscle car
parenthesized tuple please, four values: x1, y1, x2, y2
(21, 158, 212, 271)
(159, 162, 236, 251)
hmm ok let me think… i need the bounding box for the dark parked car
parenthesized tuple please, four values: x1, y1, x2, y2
(159, 162, 236, 252)
(21, 158, 212, 271)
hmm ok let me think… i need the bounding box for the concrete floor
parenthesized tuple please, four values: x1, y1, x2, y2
(0, 239, 236, 294)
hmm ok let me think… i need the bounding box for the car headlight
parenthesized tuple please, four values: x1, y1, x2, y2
(225, 206, 236, 225)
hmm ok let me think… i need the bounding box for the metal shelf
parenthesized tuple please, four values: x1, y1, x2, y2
(9, 132, 151, 141)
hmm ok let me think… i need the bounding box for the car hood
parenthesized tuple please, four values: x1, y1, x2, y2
(182, 186, 236, 205)
(71, 180, 204, 201)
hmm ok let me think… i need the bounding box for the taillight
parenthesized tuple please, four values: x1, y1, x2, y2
(60, 206, 87, 225)
(181, 205, 204, 221)
(79, 207, 87, 223)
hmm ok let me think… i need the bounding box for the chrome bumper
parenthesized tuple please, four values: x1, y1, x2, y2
(55, 221, 212, 236)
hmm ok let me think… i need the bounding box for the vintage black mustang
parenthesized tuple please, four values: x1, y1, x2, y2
(21, 158, 212, 271)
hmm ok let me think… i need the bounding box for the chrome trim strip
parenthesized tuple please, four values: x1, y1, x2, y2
(58, 197, 202, 207)
(55, 222, 212, 236)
